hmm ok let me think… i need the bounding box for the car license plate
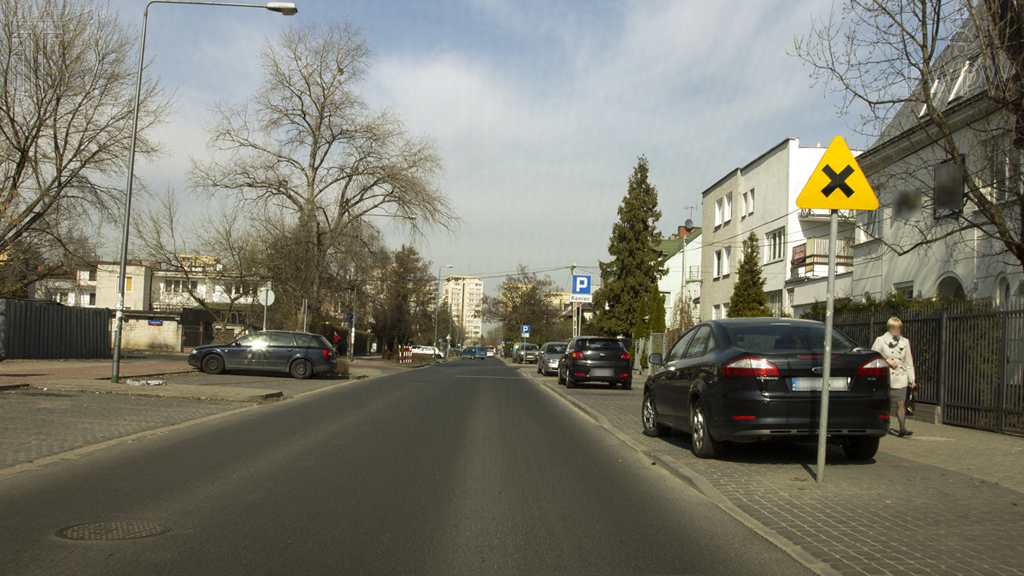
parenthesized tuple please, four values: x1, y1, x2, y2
(791, 377, 849, 391)
(590, 368, 613, 377)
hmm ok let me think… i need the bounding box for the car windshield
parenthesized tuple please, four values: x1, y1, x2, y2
(724, 322, 858, 353)
(580, 339, 624, 350)
(545, 344, 566, 354)
(524, 344, 538, 350)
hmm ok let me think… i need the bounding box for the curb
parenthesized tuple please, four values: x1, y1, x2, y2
(95, 370, 198, 381)
(516, 364, 842, 576)
(0, 383, 29, 392)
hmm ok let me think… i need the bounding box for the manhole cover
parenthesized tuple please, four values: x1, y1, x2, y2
(56, 521, 171, 540)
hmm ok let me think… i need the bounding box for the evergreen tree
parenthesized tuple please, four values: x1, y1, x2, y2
(728, 232, 772, 317)
(591, 156, 665, 339)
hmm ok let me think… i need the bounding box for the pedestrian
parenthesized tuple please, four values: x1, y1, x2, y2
(871, 316, 917, 437)
(333, 331, 343, 354)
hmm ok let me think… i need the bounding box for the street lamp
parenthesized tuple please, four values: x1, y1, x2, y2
(110, 1, 297, 383)
(434, 264, 453, 357)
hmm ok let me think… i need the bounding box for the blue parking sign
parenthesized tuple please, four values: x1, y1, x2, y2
(521, 325, 530, 336)
(572, 275, 591, 295)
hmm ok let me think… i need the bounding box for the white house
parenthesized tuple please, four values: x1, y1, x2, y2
(700, 138, 861, 320)
(657, 225, 701, 329)
(850, 18, 1024, 305)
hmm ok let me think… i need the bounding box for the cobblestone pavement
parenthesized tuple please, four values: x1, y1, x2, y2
(0, 388, 247, 471)
(515, 363, 1024, 576)
(0, 355, 194, 386)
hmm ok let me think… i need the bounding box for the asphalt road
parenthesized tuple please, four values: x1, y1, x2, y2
(0, 358, 814, 576)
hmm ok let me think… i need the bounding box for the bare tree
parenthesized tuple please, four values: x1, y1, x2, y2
(191, 21, 457, 309)
(135, 191, 262, 341)
(0, 0, 169, 295)
(483, 266, 563, 345)
(794, 0, 1024, 275)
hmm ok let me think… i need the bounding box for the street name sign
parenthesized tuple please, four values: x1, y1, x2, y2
(796, 136, 878, 211)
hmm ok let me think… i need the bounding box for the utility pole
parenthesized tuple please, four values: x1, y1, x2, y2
(571, 263, 578, 338)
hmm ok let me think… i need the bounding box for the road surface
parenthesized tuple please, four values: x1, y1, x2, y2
(0, 359, 813, 575)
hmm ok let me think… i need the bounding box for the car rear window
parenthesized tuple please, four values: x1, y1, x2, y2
(580, 339, 624, 350)
(294, 334, 319, 348)
(724, 323, 857, 353)
(545, 344, 566, 354)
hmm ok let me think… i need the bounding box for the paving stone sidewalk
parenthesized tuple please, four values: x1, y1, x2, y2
(519, 364, 1024, 576)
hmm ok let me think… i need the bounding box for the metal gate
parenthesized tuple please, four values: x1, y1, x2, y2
(823, 301, 1024, 435)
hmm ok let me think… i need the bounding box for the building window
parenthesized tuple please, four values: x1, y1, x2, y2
(118, 276, 133, 292)
(88, 269, 96, 281)
(766, 228, 785, 263)
(767, 291, 783, 316)
(88, 292, 96, 306)
(722, 246, 731, 276)
(714, 199, 723, 227)
(723, 193, 732, 224)
(893, 282, 914, 299)
(747, 189, 754, 215)
(857, 208, 884, 243)
(714, 250, 723, 278)
(55, 292, 69, 304)
(189, 280, 198, 292)
(713, 304, 721, 319)
(986, 137, 1020, 203)
(722, 302, 730, 317)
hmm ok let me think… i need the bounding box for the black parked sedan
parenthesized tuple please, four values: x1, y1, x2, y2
(188, 330, 339, 379)
(641, 319, 890, 460)
(557, 336, 632, 389)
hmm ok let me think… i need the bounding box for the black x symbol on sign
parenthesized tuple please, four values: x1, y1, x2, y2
(821, 165, 855, 198)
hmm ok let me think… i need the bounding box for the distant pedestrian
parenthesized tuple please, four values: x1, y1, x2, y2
(333, 332, 343, 354)
(871, 317, 916, 437)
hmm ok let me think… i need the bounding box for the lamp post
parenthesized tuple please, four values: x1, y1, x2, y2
(434, 264, 453, 358)
(110, 1, 297, 383)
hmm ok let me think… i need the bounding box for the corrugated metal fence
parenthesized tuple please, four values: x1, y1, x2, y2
(812, 300, 1024, 435)
(0, 299, 111, 359)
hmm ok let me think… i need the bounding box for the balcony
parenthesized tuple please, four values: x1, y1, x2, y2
(687, 266, 701, 281)
(791, 237, 852, 279)
(798, 208, 855, 221)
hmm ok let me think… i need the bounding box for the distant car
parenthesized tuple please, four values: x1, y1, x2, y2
(536, 342, 567, 376)
(411, 345, 443, 359)
(557, 336, 632, 389)
(188, 330, 338, 379)
(485, 346, 496, 357)
(462, 346, 487, 359)
(641, 318, 890, 460)
(513, 343, 539, 364)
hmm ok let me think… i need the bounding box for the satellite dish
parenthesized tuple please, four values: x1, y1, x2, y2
(684, 219, 694, 231)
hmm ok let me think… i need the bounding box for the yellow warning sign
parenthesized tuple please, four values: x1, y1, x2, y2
(796, 136, 879, 210)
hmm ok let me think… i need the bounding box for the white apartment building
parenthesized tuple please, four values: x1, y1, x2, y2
(442, 274, 484, 344)
(850, 19, 1023, 305)
(657, 225, 701, 329)
(700, 138, 860, 320)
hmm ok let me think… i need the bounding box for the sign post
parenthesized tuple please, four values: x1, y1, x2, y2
(258, 287, 275, 331)
(796, 136, 878, 484)
(570, 274, 592, 338)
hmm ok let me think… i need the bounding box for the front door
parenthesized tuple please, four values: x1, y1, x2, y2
(651, 328, 697, 422)
(221, 333, 268, 370)
(666, 325, 714, 426)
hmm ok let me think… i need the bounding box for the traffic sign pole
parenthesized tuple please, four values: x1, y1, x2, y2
(816, 209, 839, 483)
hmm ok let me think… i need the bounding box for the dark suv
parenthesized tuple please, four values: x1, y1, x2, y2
(557, 336, 632, 389)
(641, 319, 890, 460)
(188, 330, 338, 379)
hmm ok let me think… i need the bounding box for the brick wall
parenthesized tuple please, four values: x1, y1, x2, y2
(116, 318, 182, 352)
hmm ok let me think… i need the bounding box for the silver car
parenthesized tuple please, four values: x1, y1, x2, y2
(536, 342, 567, 375)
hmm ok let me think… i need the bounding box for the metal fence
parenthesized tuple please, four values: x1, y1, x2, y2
(811, 300, 1024, 435)
(0, 299, 111, 359)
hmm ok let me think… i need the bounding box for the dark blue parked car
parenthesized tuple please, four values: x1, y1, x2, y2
(461, 346, 487, 360)
(188, 330, 338, 379)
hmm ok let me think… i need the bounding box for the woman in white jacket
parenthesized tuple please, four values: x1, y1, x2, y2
(871, 317, 917, 437)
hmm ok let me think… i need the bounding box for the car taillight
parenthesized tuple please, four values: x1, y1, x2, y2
(621, 351, 630, 360)
(858, 358, 888, 376)
(324, 349, 331, 359)
(723, 357, 779, 377)
(571, 351, 583, 359)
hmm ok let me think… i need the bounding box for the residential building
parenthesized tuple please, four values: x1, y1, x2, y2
(657, 224, 701, 329)
(700, 138, 859, 320)
(850, 18, 1023, 306)
(442, 274, 484, 344)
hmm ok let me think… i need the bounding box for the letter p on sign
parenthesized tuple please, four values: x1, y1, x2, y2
(573, 275, 591, 295)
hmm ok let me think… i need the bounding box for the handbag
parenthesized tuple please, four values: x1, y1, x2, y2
(905, 385, 916, 415)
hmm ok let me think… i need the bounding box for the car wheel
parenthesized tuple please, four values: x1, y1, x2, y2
(842, 436, 880, 461)
(691, 398, 723, 459)
(622, 380, 632, 391)
(537, 363, 542, 374)
(642, 391, 670, 437)
(201, 354, 224, 375)
(290, 359, 312, 380)
(566, 373, 577, 389)
(557, 367, 566, 385)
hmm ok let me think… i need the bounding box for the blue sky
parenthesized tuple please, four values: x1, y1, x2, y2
(110, 0, 861, 296)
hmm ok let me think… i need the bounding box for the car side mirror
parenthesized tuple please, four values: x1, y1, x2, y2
(649, 353, 662, 366)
